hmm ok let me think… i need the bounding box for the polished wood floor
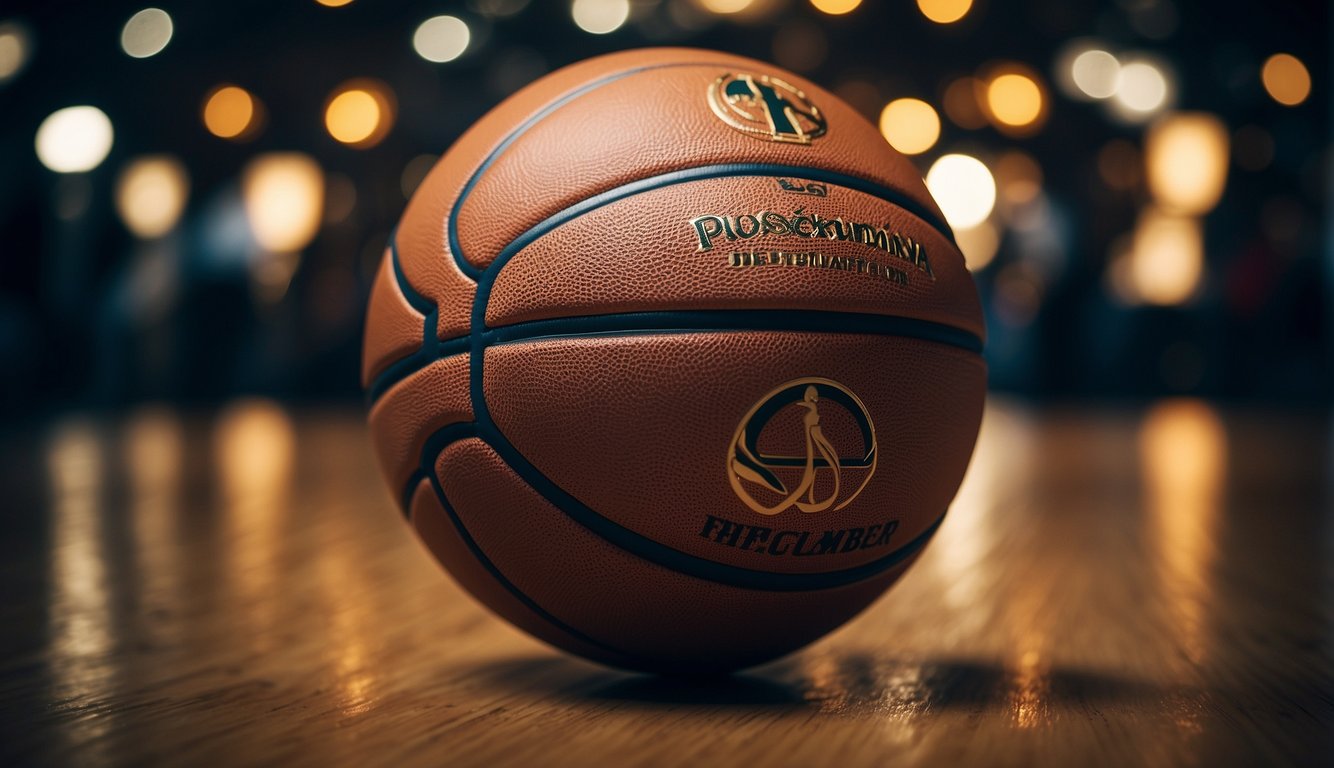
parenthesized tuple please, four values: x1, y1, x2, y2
(1, 398, 1329, 767)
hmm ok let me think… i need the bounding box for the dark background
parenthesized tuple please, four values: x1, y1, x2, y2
(0, 0, 1328, 419)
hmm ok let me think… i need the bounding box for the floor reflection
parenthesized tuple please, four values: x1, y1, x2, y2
(9, 397, 1328, 766)
(215, 398, 294, 646)
(45, 417, 118, 752)
(1139, 399, 1225, 667)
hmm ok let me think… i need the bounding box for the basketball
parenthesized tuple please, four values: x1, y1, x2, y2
(362, 48, 985, 673)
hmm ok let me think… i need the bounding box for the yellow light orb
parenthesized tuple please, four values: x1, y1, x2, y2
(324, 80, 395, 148)
(35, 106, 114, 173)
(878, 98, 940, 156)
(0, 23, 31, 83)
(1071, 49, 1119, 99)
(810, 0, 863, 15)
(1113, 59, 1170, 117)
(121, 8, 173, 58)
(695, 0, 756, 12)
(1130, 207, 1202, 306)
(955, 221, 999, 271)
(926, 153, 996, 230)
(571, 0, 630, 34)
(203, 85, 258, 140)
(413, 15, 470, 63)
(115, 155, 190, 239)
(315, 0, 355, 7)
(1261, 53, 1311, 107)
(1145, 112, 1229, 215)
(242, 153, 324, 253)
(917, 0, 973, 24)
(986, 72, 1043, 128)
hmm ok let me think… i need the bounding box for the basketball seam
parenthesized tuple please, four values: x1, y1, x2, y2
(384, 102, 972, 593)
(369, 309, 980, 404)
(368, 166, 977, 400)
(447, 59, 744, 280)
(408, 428, 637, 662)
(408, 421, 948, 592)
(462, 164, 963, 591)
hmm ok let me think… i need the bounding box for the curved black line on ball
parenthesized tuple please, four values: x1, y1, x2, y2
(373, 163, 978, 404)
(447, 60, 728, 281)
(483, 310, 981, 353)
(407, 422, 635, 661)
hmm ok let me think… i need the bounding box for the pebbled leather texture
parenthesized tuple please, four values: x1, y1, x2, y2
(363, 48, 987, 671)
(484, 332, 984, 575)
(426, 438, 918, 673)
(368, 355, 472, 494)
(485, 176, 982, 338)
(361, 250, 425, 387)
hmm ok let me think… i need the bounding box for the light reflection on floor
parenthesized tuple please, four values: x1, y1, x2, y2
(13, 395, 1329, 766)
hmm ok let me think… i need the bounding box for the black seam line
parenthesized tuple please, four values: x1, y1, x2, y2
(474, 164, 957, 289)
(484, 310, 982, 353)
(448, 177, 962, 591)
(408, 422, 949, 593)
(366, 232, 463, 405)
(407, 425, 631, 659)
(368, 309, 981, 406)
(447, 59, 735, 280)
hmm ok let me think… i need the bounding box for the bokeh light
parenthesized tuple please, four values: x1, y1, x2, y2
(121, 8, 172, 58)
(694, 0, 756, 13)
(994, 150, 1043, 207)
(810, 0, 863, 15)
(35, 106, 114, 173)
(926, 153, 996, 230)
(413, 15, 470, 63)
(942, 77, 986, 129)
(1260, 53, 1311, 107)
(985, 70, 1045, 131)
(955, 221, 999, 271)
(1146, 112, 1229, 215)
(1130, 207, 1203, 306)
(571, 0, 630, 34)
(203, 85, 260, 140)
(241, 153, 325, 253)
(324, 80, 395, 148)
(1112, 58, 1172, 119)
(1071, 49, 1119, 100)
(115, 156, 190, 239)
(315, 0, 355, 6)
(878, 98, 940, 155)
(0, 22, 32, 84)
(917, 0, 972, 24)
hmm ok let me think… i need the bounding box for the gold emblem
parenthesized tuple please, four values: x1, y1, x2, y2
(726, 377, 876, 516)
(708, 73, 827, 144)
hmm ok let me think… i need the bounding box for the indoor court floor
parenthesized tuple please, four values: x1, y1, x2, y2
(1, 398, 1329, 766)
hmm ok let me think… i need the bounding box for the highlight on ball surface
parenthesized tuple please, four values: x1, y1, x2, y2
(363, 48, 985, 673)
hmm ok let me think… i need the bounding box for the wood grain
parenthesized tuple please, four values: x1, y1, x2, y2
(1, 398, 1329, 767)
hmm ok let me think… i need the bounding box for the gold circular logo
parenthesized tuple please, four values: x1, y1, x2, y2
(707, 73, 828, 145)
(726, 377, 876, 516)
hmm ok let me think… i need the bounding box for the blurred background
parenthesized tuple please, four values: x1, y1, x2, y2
(0, 0, 1327, 416)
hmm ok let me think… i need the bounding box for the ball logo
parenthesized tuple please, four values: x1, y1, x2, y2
(708, 73, 828, 145)
(726, 378, 877, 516)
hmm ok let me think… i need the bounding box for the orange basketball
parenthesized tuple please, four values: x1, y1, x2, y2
(363, 48, 985, 673)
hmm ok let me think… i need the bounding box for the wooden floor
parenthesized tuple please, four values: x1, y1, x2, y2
(1, 398, 1330, 767)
